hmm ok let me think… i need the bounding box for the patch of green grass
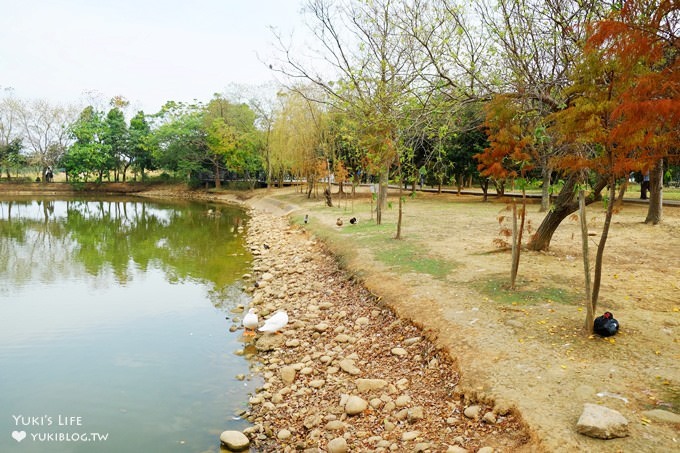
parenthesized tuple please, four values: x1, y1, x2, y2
(297, 211, 455, 280)
(375, 242, 454, 279)
(476, 276, 578, 306)
(337, 220, 455, 279)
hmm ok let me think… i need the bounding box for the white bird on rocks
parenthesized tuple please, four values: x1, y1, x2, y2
(242, 308, 259, 336)
(258, 310, 288, 334)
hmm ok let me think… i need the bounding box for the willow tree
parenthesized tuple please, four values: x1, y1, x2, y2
(269, 88, 328, 195)
(271, 0, 424, 228)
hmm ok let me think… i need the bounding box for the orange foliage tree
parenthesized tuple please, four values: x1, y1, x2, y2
(550, 0, 679, 332)
(475, 95, 535, 289)
(588, 0, 679, 224)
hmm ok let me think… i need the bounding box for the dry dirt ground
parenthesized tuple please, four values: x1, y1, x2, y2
(240, 186, 679, 453)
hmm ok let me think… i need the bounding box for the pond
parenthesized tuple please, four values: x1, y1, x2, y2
(0, 197, 257, 452)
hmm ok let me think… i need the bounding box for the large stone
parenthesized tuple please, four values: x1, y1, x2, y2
(464, 405, 481, 420)
(277, 429, 292, 440)
(255, 334, 285, 352)
(396, 394, 412, 407)
(325, 420, 346, 431)
(309, 379, 325, 388)
(335, 333, 352, 343)
(355, 378, 388, 393)
(446, 446, 469, 453)
(576, 403, 629, 439)
(327, 437, 349, 453)
(303, 413, 322, 429)
(344, 395, 369, 415)
(642, 409, 680, 424)
(482, 412, 497, 424)
(313, 322, 329, 332)
(280, 365, 297, 384)
(404, 336, 421, 346)
(219, 430, 250, 451)
(407, 406, 425, 423)
(339, 359, 361, 375)
(402, 431, 420, 441)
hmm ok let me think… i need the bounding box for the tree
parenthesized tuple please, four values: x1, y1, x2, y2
(328, 111, 364, 195)
(128, 111, 156, 181)
(269, 88, 327, 195)
(476, 95, 535, 288)
(0, 92, 21, 155)
(0, 138, 25, 179)
(272, 0, 424, 231)
(0, 92, 25, 179)
(474, 0, 610, 249)
(236, 83, 279, 189)
(151, 101, 208, 183)
(587, 0, 679, 225)
(103, 107, 129, 181)
(204, 95, 261, 188)
(64, 106, 111, 183)
(546, 0, 679, 333)
(16, 99, 78, 180)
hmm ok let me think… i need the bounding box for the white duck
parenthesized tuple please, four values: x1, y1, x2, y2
(259, 310, 288, 334)
(242, 308, 259, 336)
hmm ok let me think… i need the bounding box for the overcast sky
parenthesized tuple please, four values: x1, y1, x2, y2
(0, 0, 307, 113)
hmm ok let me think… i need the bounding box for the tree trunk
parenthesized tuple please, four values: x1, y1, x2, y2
(510, 184, 527, 289)
(266, 148, 272, 189)
(579, 190, 594, 333)
(527, 173, 607, 251)
(122, 163, 130, 183)
(396, 189, 403, 239)
(615, 179, 628, 206)
(214, 161, 221, 189)
(324, 188, 333, 207)
(591, 174, 617, 314)
(510, 200, 519, 288)
(395, 162, 404, 239)
(540, 165, 551, 212)
(494, 180, 505, 197)
(645, 159, 663, 225)
(480, 178, 489, 202)
(376, 169, 388, 225)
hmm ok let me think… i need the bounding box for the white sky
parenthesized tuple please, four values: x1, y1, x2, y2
(0, 0, 307, 113)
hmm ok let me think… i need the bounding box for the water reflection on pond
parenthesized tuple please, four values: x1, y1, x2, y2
(0, 198, 257, 453)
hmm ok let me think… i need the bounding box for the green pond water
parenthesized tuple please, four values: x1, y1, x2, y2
(0, 198, 258, 452)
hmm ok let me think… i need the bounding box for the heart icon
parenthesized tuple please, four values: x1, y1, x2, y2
(12, 430, 26, 442)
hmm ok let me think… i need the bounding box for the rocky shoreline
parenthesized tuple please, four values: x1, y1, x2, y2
(233, 208, 530, 452)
